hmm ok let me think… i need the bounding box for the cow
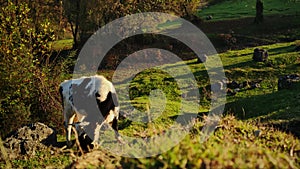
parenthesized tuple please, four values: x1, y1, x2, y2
(59, 75, 122, 148)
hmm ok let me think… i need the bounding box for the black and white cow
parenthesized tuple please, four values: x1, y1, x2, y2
(59, 75, 122, 148)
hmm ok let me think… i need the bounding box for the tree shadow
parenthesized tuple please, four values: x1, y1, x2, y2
(268, 45, 296, 55)
(225, 84, 300, 138)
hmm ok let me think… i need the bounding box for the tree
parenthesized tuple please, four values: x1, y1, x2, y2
(63, 0, 202, 49)
(254, 0, 264, 24)
(0, 0, 67, 39)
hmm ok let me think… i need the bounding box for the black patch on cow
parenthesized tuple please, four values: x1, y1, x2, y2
(95, 92, 100, 98)
(112, 117, 118, 131)
(78, 133, 93, 152)
(95, 91, 119, 119)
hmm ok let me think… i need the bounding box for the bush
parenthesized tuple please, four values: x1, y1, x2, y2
(0, 1, 70, 138)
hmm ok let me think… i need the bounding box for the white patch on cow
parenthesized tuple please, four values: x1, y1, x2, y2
(86, 76, 96, 97)
(106, 110, 115, 123)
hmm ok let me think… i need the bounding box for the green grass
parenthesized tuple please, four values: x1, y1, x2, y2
(121, 115, 299, 169)
(198, 0, 300, 20)
(50, 39, 73, 51)
(105, 41, 299, 168)
(123, 41, 300, 131)
(1, 41, 300, 168)
(119, 41, 300, 168)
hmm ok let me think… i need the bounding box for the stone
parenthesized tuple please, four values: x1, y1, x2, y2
(2, 122, 57, 159)
(253, 48, 268, 62)
(278, 74, 300, 90)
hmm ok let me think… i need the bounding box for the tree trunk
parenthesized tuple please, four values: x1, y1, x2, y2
(71, 0, 80, 49)
(254, 0, 264, 24)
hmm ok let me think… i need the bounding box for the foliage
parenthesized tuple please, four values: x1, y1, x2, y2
(62, 0, 202, 48)
(0, 1, 70, 138)
(0, 0, 68, 40)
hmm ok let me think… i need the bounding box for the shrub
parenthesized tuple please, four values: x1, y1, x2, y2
(0, 1, 70, 137)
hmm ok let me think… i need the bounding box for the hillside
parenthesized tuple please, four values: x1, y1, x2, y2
(197, 0, 300, 52)
(198, 0, 300, 21)
(2, 41, 299, 168)
(1, 0, 300, 168)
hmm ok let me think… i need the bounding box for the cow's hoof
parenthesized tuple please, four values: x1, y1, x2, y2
(66, 140, 75, 148)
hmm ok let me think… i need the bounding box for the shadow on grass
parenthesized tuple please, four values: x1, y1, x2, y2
(270, 119, 300, 139)
(225, 83, 300, 138)
(268, 45, 296, 55)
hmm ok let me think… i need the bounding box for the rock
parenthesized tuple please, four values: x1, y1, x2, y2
(225, 79, 262, 96)
(227, 80, 239, 89)
(3, 122, 57, 159)
(253, 48, 268, 62)
(206, 15, 213, 20)
(249, 82, 261, 89)
(254, 130, 262, 137)
(278, 74, 300, 90)
(241, 81, 249, 88)
(68, 149, 121, 169)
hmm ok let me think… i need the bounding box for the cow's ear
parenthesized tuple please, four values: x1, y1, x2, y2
(95, 92, 100, 97)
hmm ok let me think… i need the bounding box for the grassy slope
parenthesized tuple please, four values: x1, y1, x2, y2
(196, 0, 300, 53)
(5, 41, 300, 168)
(2, 0, 300, 167)
(117, 41, 300, 140)
(111, 42, 300, 169)
(198, 0, 300, 21)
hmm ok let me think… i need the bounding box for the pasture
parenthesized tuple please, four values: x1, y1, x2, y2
(3, 41, 299, 168)
(198, 0, 300, 20)
(1, 0, 300, 168)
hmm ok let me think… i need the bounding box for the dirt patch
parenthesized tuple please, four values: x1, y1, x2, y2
(67, 149, 121, 169)
(1, 122, 58, 160)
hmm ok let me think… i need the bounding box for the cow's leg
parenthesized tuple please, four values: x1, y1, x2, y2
(112, 117, 124, 143)
(90, 121, 105, 149)
(66, 113, 76, 148)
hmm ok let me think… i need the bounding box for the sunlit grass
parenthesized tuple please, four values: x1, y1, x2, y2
(50, 39, 73, 51)
(2, 41, 300, 168)
(198, 0, 300, 20)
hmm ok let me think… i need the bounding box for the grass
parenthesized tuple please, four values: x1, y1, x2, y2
(198, 0, 300, 21)
(2, 5, 300, 166)
(1, 41, 300, 168)
(121, 115, 299, 169)
(50, 39, 73, 51)
(110, 40, 300, 168)
(24, 42, 300, 168)
(2, 39, 300, 168)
